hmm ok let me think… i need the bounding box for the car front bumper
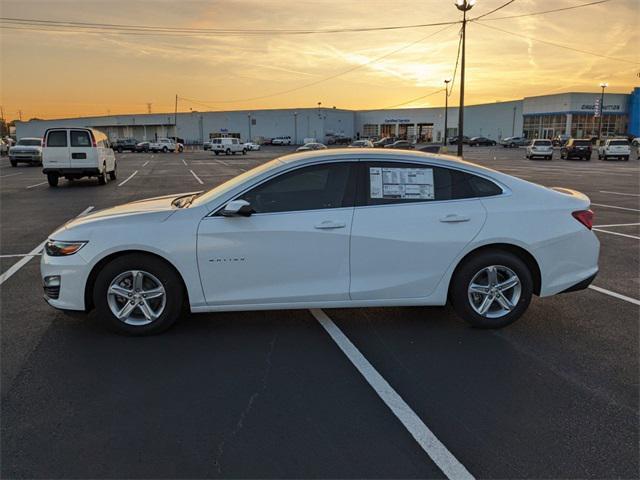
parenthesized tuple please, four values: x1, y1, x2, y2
(10, 154, 41, 162)
(41, 251, 91, 311)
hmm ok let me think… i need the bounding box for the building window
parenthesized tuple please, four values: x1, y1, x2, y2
(570, 114, 627, 138)
(523, 114, 567, 139)
(362, 124, 378, 138)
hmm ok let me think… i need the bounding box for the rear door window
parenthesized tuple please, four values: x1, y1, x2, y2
(573, 140, 590, 146)
(70, 130, 92, 147)
(46, 130, 67, 147)
(610, 140, 629, 146)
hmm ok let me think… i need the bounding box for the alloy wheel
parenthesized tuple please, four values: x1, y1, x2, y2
(107, 270, 166, 326)
(467, 265, 521, 318)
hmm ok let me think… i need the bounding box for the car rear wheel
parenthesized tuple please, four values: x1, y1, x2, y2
(450, 251, 533, 329)
(109, 163, 117, 180)
(47, 173, 58, 187)
(225, 148, 231, 155)
(10, 160, 16, 167)
(242, 149, 247, 155)
(98, 167, 107, 185)
(93, 254, 184, 335)
(162, 146, 168, 153)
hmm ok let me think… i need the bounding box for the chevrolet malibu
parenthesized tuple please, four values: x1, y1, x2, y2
(41, 149, 599, 335)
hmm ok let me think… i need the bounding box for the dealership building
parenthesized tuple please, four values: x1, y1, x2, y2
(16, 88, 639, 144)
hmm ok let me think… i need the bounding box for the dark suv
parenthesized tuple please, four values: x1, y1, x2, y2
(560, 138, 592, 160)
(112, 138, 139, 153)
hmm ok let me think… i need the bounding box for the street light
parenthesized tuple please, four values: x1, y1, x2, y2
(247, 113, 252, 142)
(294, 111, 298, 145)
(443, 78, 451, 146)
(597, 82, 608, 143)
(455, 0, 476, 157)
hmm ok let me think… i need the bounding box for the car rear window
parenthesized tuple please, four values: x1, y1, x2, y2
(534, 140, 551, 146)
(70, 130, 92, 147)
(46, 131, 67, 147)
(573, 140, 591, 146)
(610, 140, 629, 146)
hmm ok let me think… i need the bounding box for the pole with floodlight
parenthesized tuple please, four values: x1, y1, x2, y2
(597, 82, 608, 143)
(444, 78, 451, 146)
(455, 0, 475, 157)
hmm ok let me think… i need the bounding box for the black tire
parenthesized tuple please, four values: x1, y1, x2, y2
(98, 168, 107, 185)
(109, 163, 117, 180)
(214, 151, 219, 155)
(10, 160, 16, 167)
(510, 143, 516, 148)
(242, 149, 247, 155)
(624, 156, 629, 161)
(117, 147, 123, 153)
(225, 148, 231, 155)
(93, 253, 184, 336)
(450, 250, 533, 329)
(586, 154, 592, 161)
(47, 173, 59, 187)
(162, 146, 168, 153)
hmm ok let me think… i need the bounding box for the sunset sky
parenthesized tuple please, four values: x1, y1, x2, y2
(1, 0, 638, 120)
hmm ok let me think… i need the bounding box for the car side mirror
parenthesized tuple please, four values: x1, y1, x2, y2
(221, 199, 253, 217)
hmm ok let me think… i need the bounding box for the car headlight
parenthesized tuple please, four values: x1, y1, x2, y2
(45, 240, 87, 256)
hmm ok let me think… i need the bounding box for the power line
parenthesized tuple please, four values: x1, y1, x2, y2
(0, 16, 461, 36)
(179, 24, 455, 107)
(448, 27, 463, 98)
(472, 0, 611, 21)
(471, 0, 518, 21)
(377, 88, 445, 110)
(474, 21, 640, 65)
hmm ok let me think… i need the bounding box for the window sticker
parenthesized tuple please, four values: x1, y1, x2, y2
(369, 167, 434, 200)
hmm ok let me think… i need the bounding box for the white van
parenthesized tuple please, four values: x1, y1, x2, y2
(42, 128, 116, 187)
(210, 137, 246, 155)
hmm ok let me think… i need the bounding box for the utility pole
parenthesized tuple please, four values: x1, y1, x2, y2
(597, 82, 607, 143)
(18, 110, 23, 121)
(147, 103, 152, 114)
(174, 94, 178, 150)
(455, 0, 475, 157)
(443, 79, 451, 146)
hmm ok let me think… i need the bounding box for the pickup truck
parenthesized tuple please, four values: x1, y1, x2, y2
(149, 138, 184, 153)
(597, 138, 631, 161)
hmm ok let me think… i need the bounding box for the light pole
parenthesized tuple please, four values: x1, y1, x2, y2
(294, 111, 298, 144)
(443, 78, 451, 145)
(455, 0, 476, 157)
(597, 82, 608, 143)
(247, 113, 252, 142)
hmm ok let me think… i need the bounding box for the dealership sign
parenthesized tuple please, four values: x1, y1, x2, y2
(384, 118, 412, 123)
(580, 103, 621, 112)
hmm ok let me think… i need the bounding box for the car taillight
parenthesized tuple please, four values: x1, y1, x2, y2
(572, 210, 594, 230)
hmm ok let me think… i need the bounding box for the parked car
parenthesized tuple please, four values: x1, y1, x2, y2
(271, 136, 292, 145)
(326, 134, 352, 145)
(135, 141, 150, 153)
(303, 137, 317, 144)
(632, 138, 639, 147)
(149, 138, 179, 153)
(244, 142, 261, 151)
(40, 149, 599, 336)
(373, 137, 396, 148)
(597, 138, 631, 161)
(348, 140, 374, 148)
(552, 134, 571, 147)
(560, 138, 592, 160)
(296, 143, 327, 151)
(448, 135, 470, 145)
(111, 138, 138, 153)
(203, 140, 213, 151)
(9, 137, 43, 166)
(42, 127, 116, 186)
(526, 139, 553, 160)
(210, 137, 246, 155)
(469, 137, 497, 147)
(500, 136, 528, 148)
(384, 140, 414, 150)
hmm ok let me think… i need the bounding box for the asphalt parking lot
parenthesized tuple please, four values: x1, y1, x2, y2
(1, 145, 638, 478)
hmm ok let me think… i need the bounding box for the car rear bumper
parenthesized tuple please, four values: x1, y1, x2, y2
(10, 155, 41, 162)
(559, 271, 597, 294)
(43, 168, 101, 176)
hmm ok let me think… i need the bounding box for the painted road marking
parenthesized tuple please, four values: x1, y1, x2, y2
(26, 181, 49, 189)
(182, 159, 188, 166)
(118, 170, 138, 187)
(589, 286, 640, 307)
(593, 223, 640, 228)
(190, 169, 204, 184)
(591, 203, 640, 213)
(593, 228, 640, 240)
(599, 190, 640, 197)
(0, 172, 23, 178)
(142, 160, 149, 167)
(310, 308, 474, 480)
(0, 206, 94, 286)
(0, 253, 42, 258)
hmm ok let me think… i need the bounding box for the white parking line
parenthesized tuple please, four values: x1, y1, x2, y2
(599, 190, 640, 197)
(0, 253, 42, 258)
(0, 172, 23, 178)
(310, 309, 474, 480)
(118, 170, 138, 187)
(591, 203, 640, 213)
(26, 181, 48, 189)
(593, 228, 640, 240)
(142, 160, 149, 167)
(0, 206, 94, 286)
(593, 223, 640, 228)
(589, 286, 640, 307)
(182, 159, 188, 166)
(189, 169, 204, 184)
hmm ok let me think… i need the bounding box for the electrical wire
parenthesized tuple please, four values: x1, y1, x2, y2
(474, 21, 640, 65)
(470, 0, 518, 21)
(178, 24, 455, 106)
(447, 27, 463, 98)
(472, 0, 611, 21)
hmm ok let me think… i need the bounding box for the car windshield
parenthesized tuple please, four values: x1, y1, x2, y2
(609, 140, 629, 146)
(573, 140, 590, 146)
(534, 140, 551, 146)
(17, 139, 41, 146)
(191, 158, 283, 207)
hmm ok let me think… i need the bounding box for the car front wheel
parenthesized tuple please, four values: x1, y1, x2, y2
(93, 254, 184, 335)
(450, 251, 533, 328)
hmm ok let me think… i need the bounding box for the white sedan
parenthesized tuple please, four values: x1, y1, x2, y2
(244, 142, 261, 151)
(41, 149, 599, 335)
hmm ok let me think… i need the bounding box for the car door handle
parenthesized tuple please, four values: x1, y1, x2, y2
(314, 221, 346, 229)
(439, 214, 470, 223)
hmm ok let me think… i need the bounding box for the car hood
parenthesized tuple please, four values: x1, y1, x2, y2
(59, 192, 202, 232)
(10, 145, 42, 151)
